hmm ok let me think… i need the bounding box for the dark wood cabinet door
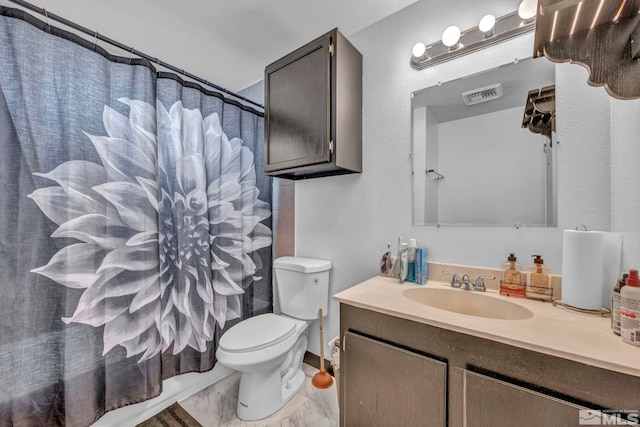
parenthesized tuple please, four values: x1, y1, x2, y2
(264, 33, 330, 172)
(342, 331, 447, 427)
(464, 371, 638, 427)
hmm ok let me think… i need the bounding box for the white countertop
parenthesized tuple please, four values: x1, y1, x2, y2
(334, 275, 640, 378)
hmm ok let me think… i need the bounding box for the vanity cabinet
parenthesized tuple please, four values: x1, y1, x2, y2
(264, 28, 362, 179)
(464, 370, 601, 427)
(340, 304, 640, 427)
(343, 331, 446, 427)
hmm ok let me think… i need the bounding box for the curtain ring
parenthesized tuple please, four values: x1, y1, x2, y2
(93, 31, 99, 50)
(575, 224, 588, 231)
(129, 46, 135, 63)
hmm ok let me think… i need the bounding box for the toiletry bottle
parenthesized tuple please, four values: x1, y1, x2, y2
(418, 247, 428, 284)
(620, 269, 640, 346)
(414, 248, 422, 284)
(393, 236, 403, 278)
(502, 253, 524, 296)
(526, 255, 550, 298)
(399, 243, 408, 283)
(407, 239, 417, 282)
(380, 242, 392, 276)
(612, 273, 627, 336)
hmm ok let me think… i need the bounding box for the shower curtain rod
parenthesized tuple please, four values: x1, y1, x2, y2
(7, 0, 265, 110)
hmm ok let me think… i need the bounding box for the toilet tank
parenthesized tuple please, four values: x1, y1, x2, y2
(274, 257, 332, 320)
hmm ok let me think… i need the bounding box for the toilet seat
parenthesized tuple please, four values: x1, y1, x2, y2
(219, 313, 298, 353)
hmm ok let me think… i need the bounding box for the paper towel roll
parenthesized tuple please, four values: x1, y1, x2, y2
(561, 230, 605, 310)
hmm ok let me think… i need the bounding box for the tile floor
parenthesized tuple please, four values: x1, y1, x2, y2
(179, 364, 339, 427)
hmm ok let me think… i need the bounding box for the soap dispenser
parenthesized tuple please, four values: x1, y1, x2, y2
(526, 255, 551, 300)
(501, 253, 524, 296)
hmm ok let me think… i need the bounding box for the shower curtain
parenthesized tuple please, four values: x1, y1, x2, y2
(0, 7, 272, 426)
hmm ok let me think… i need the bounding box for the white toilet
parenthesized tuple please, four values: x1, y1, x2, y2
(215, 256, 332, 421)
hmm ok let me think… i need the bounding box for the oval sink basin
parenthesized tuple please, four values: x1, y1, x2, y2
(402, 288, 534, 320)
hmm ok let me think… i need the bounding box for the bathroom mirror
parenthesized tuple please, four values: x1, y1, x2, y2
(411, 57, 557, 227)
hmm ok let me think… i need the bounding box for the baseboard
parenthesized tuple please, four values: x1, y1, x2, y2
(303, 351, 334, 376)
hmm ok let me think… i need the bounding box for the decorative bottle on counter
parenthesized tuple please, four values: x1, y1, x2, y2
(525, 255, 551, 300)
(501, 253, 524, 296)
(621, 269, 640, 346)
(611, 273, 627, 336)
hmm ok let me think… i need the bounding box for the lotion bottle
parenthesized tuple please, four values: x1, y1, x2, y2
(526, 255, 550, 299)
(621, 269, 640, 346)
(502, 253, 524, 296)
(611, 273, 627, 336)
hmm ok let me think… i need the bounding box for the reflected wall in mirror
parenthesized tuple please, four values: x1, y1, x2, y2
(411, 58, 557, 227)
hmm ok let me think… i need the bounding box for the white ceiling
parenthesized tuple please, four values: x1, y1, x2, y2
(413, 57, 555, 123)
(2, 0, 419, 92)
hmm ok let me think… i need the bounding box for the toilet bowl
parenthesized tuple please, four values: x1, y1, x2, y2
(215, 257, 332, 421)
(216, 313, 310, 420)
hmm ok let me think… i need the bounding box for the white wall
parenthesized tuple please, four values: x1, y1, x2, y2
(611, 98, 640, 270)
(437, 106, 546, 225)
(297, 0, 630, 356)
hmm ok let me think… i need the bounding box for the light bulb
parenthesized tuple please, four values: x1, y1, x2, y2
(441, 25, 461, 48)
(412, 42, 426, 58)
(479, 14, 496, 33)
(518, 0, 537, 20)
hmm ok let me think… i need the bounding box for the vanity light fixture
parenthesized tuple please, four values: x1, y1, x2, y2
(410, 2, 537, 70)
(479, 14, 497, 36)
(412, 42, 427, 58)
(442, 25, 462, 50)
(518, 0, 538, 21)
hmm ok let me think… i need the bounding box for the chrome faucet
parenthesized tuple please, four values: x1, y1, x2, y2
(470, 275, 495, 291)
(460, 274, 473, 290)
(443, 270, 460, 288)
(443, 270, 494, 292)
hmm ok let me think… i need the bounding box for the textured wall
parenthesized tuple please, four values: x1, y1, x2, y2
(611, 98, 640, 270)
(296, 0, 631, 356)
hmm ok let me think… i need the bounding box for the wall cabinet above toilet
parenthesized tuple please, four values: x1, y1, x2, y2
(264, 28, 362, 180)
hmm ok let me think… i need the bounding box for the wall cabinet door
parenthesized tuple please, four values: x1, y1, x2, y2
(464, 370, 638, 427)
(342, 331, 447, 427)
(265, 32, 331, 172)
(264, 28, 362, 179)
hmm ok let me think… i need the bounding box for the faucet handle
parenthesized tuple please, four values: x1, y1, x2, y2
(442, 270, 460, 288)
(474, 275, 496, 291)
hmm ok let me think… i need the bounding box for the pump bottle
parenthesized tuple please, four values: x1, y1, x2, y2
(621, 269, 640, 346)
(501, 253, 524, 296)
(526, 255, 550, 299)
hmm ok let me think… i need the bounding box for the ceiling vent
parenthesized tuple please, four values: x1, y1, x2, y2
(461, 83, 503, 105)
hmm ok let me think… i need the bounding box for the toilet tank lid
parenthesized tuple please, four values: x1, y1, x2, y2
(274, 256, 332, 273)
